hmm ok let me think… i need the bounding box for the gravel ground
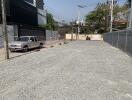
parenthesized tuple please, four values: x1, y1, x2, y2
(0, 41, 132, 100)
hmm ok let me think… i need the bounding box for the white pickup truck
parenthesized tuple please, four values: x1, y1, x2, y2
(9, 36, 45, 52)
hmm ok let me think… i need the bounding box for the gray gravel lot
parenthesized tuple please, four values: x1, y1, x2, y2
(0, 41, 132, 100)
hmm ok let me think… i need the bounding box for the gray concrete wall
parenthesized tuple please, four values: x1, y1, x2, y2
(46, 30, 60, 41)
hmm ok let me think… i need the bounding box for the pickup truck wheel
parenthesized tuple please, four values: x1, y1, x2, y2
(39, 43, 43, 48)
(23, 46, 28, 52)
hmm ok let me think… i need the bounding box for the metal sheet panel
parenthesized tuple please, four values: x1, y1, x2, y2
(104, 29, 132, 56)
(127, 31, 132, 54)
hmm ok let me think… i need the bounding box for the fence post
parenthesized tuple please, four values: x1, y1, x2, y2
(125, 30, 128, 52)
(117, 32, 119, 48)
(111, 32, 113, 46)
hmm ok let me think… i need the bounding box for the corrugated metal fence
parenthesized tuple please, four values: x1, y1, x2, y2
(0, 34, 4, 48)
(103, 29, 132, 56)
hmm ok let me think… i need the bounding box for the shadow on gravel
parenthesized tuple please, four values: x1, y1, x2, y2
(9, 47, 42, 60)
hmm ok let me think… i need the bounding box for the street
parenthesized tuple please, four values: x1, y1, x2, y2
(0, 41, 132, 100)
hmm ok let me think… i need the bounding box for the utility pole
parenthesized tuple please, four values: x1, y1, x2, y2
(77, 6, 80, 40)
(33, 0, 36, 7)
(77, 5, 87, 40)
(106, 0, 109, 32)
(71, 20, 74, 41)
(110, 0, 114, 32)
(129, 0, 132, 28)
(1, 0, 9, 59)
(131, 0, 132, 27)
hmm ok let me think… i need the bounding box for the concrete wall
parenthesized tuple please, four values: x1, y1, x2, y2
(66, 34, 103, 41)
(0, 25, 15, 48)
(46, 30, 60, 41)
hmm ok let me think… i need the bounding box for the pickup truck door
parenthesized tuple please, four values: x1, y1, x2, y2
(34, 37, 40, 48)
(29, 37, 36, 48)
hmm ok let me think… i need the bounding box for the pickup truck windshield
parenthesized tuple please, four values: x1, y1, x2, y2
(17, 37, 29, 42)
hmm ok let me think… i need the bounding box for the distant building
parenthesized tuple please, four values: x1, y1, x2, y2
(113, 12, 127, 29)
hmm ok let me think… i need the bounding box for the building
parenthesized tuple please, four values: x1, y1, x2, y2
(25, 0, 44, 9)
(0, 0, 47, 47)
(0, 0, 47, 26)
(113, 12, 127, 29)
(24, 0, 47, 26)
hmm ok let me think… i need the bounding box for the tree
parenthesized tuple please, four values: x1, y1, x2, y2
(46, 13, 55, 30)
(40, 13, 55, 30)
(85, 3, 108, 34)
(85, 3, 128, 34)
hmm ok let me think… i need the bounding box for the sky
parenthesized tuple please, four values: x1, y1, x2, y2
(44, 0, 125, 23)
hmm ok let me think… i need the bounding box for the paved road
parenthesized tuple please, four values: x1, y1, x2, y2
(0, 41, 132, 100)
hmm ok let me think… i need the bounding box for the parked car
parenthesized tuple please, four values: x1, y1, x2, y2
(9, 36, 45, 52)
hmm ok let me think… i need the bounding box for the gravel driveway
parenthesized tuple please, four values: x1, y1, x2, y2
(0, 41, 132, 100)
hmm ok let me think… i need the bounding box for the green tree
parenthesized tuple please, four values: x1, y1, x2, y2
(40, 13, 55, 30)
(85, 3, 128, 34)
(85, 3, 108, 34)
(46, 13, 55, 30)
